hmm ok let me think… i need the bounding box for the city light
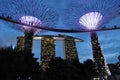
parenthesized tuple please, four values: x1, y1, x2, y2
(19, 16, 41, 31)
(79, 12, 102, 30)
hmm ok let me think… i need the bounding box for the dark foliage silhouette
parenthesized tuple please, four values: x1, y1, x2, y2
(42, 57, 90, 80)
(0, 46, 39, 80)
(83, 59, 97, 78)
(0, 46, 119, 80)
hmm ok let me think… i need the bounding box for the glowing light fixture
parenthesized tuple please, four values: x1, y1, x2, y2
(79, 12, 103, 30)
(19, 16, 42, 31)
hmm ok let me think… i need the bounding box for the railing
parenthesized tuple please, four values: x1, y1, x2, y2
(0, 16, 120, 33)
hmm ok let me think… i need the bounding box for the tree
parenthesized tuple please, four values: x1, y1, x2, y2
(116, 55, 120, 74)
(83, 59, 97, 78)
(118, 55, 120, 61)
(0, 46, 39, 80)
(43, 57, 90, 80)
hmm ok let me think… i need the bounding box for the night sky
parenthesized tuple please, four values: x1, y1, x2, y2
(0, 0, 120, 63)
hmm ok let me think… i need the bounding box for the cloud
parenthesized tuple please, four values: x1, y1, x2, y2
(104, 52, 119, 63)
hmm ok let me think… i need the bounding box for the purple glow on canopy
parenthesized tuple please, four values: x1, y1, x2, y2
(19, 16, 41, 31)
(79, 12, 103, 30)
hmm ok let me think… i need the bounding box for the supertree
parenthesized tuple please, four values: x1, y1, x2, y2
(0, 0, 58, 52)
(64, 0, 120, 79)
(19, 16, 42, 52)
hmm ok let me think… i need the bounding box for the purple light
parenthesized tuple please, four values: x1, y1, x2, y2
(19, 16, 42, 31)
(79, 12, 103, 30)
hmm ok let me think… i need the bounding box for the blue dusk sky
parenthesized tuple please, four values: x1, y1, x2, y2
(0, 0, 120, 63)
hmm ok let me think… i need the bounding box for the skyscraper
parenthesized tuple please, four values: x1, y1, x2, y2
(64, 38, 79, 62)
(41, 37, 55, 71)
(17, 34, 83, 71)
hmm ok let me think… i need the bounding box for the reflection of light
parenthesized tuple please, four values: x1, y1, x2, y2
(12, 45, 16, 49)
(19, 16, 41, 30)
(79, 12, 103, 30)
(33, 36, 83, 42)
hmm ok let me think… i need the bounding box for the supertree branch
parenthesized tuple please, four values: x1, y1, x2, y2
(63, 0, 120, 29)
(0, 0, 59, 31)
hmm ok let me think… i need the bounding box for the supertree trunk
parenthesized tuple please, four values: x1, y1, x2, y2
(24, 30, 34, 53)
(90, 31, 109, 80)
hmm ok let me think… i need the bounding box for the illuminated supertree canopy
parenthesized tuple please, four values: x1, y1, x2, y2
(19, 16, 42, 32)
(79, 12, 103, 30)
(0, 0, 58, 32)
(63, 0, 120, 78)
(64, 0, 120, 30)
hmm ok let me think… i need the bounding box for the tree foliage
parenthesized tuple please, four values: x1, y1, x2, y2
(43, 57, 91, 80)
(0, 46, 119, 80)
(0, 46, 39, 80)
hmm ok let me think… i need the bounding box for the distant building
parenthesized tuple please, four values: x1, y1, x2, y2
(63, 37, 79, 62)
(17, 37, 24, 51)
(16, 34, 83, 71)
(41, 37, 55, 71)
(57, 34, 83, 62)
